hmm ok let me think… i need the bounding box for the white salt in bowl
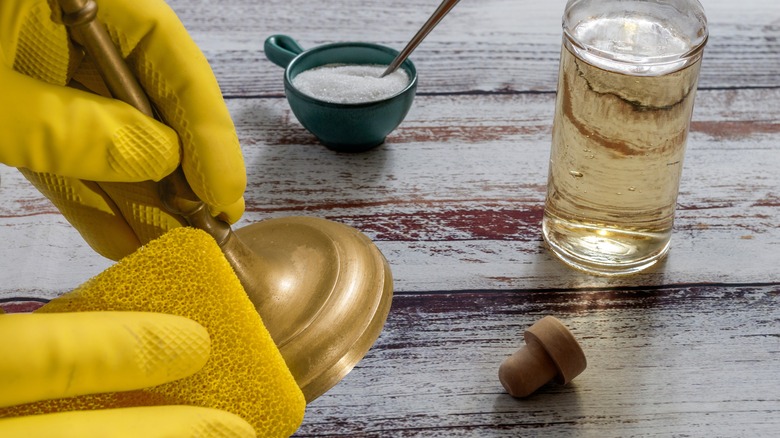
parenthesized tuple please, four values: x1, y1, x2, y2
(265, 35, 417, 152)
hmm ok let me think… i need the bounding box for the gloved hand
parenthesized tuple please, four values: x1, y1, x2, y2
(0, 311, 255, 437)
(0, 0, 246, 261)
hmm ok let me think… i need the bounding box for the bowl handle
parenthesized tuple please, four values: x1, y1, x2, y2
(264, 34, 305, 68)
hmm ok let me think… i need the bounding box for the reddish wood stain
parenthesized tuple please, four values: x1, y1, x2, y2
(339, 207, 544, 241)
(691, 120, 780, 140)
(0, 301, 46, 313)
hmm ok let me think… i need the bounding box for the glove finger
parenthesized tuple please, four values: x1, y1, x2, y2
(0, 67, 181, 183)
(0, 312, 210, 408)
(213, 195, 245, 225)
(0, 405, 255, 438)
(0, 0, 77, 86)
(20, 169, 187, 261)
(25, 171, 204, 259)
(20, 169, 141, 260)
(97, 180, 187, 249)
(93, 0, 246, 220)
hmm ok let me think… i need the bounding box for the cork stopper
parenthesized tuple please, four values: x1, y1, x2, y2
(498, 316, 587, 397)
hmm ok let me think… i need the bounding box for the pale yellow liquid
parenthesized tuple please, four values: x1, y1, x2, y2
(543, 27, 702, 275)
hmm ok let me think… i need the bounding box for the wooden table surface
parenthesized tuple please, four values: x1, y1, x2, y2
(1, 0, 779, 436)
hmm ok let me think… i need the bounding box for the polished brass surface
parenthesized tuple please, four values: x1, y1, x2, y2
(236, 217, 393, 400)
(56, 0, 393, 401)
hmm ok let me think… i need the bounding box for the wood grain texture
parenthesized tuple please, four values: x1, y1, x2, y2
(0, 0, 778, 435)
(298, 285, 779, 437)
(176, 0, 780, 95)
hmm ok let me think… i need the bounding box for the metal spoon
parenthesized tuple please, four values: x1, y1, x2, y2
(381, 0, 462, 77)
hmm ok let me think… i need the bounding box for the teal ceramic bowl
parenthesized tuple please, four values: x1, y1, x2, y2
(264, 34, 417, 152)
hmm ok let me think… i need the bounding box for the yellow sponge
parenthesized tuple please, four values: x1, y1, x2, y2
(0, 227, 306, 437)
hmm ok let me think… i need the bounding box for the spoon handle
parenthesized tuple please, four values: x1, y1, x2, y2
(381, 0, 462, 77)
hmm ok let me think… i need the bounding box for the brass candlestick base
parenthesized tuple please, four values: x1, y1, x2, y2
(236, 217, 393, 400)
(56, 0, 393, 401)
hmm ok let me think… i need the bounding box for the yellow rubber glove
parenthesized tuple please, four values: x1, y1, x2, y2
(0, 0, 246, 261)
(0, 311, 256, 438)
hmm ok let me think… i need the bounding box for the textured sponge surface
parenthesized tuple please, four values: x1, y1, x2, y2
(0, 227, 306, 437)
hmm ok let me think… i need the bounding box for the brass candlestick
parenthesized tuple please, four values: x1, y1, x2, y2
(56, 0, 393, 402)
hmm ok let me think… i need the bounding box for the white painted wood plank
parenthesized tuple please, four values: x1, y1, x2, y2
(0, 0, 778, 435)
(164, 0, 780, 95)
(296, 286, 780, 436)
(2, 88, 778, 296)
